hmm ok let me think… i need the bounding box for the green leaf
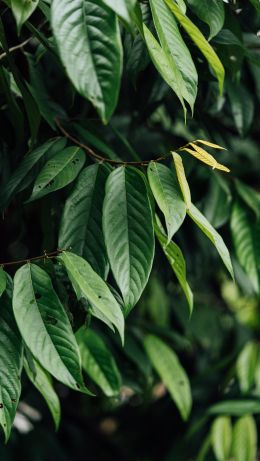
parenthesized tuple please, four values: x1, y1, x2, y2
(172, 152, 191, 209)
(51, 0, 123, 123)
(235, 180, 260, 219)
(236, 342, 259, 393)
(187, 0, 225, 40)
(102, 0, 136, 27)
(226, 80, 254, 137)
(155, 219, 193, 314)
(144, 335, 192, 421)
(0, 137, 66, 211)
(209, 399, 260, 416)
(0, 269, 7, 297)
(59, 164, 109, 278)
(27, 146, 85, 202)
(103, 166, 155, 314)
(148, 162, 186, 242)
(149, 0, 198, 111)
(187, 203, 234, 279)
(10, 0, 39, 33)
(164, 0, 225, 93)
(211, 416, 232, 461)
(249, 0, 260, 13)
(13, 263, 88, 393)
(203, 175, 231, 229)
(24, 354, 61, 430)
(230, 202, 259, 293)
(76, 327, 122, 396)
(142, 24, 187, 114)
(0, 290, 23, 442)
(59, 252, 125, 343)
(231, 416, 257, 461)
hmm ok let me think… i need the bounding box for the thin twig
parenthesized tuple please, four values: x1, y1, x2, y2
(0, 37, 32, 61)
(0, 249, 64, 268)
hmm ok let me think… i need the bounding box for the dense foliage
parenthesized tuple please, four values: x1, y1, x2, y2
(0, 0, 260, 459)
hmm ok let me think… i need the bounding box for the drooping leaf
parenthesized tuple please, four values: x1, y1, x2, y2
(187, 0, 225, 40)
(59, 164, 110, 278)
(0, 290, 23, 442)
(51, 0, 123, 123)
(102, 0, 136, 27)
(103, 166, 155, 314)
(226, 80, 254, 137)
(0, 269, 7, 297)
(76, 327, 122, 396)
(180, 143, 230, 172)
(195, 139, 226, 150)
(188, 203, 234, 278)
(148, 162, 186, 242)
(236, 342, 259, 393)
(231, 416, 257, 461)
(164, 0, 225, 93)
(59, 252, 125, 343)
(155, 220, 193, 314)
(10, 0, 39, 33)
(230, 202, 259, 293)
(27, 146, 85, 202)
(13, 263, 89, 393)
(211, 416, 232, 461)
(172, 152, 191, 209)
(149, 0, 198, 111)
(24, 353, 61, 430)
(144, 335, 192, 421)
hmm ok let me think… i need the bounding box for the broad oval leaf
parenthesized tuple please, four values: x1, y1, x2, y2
(51, 0, 123, 123)
(211, 416, 232, 461)
(0, 268, 7, 297)
(24, 353, 61, 430)
(27, 146, 85, 202)
(148, 162, 186, 242)
(231, 416, 257, 461)
(13, 263, 88, 393)
(59, 164, 110, 278)
(76, 327, 122, 396)
(11, 0, 39, 33)
(0, 290, 23, 442)
(59, 252, 125, 343)
(236, 341, 259, 394)
(144, 335, 192, 421)
(103, 166, 155, 314)
(187, 0, 225, 40)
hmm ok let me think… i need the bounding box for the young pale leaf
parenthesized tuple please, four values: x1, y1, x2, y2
(51, 0, 123, 123)
(186, 0, 225, 40)
(27, 147, 85, 202)
(0, 291, 23, 442)
(59, 252, 125, 343)
(155, 220, 193, 315)
(188, 203, 234, 279)
(195, 140, 226, 150)
(236, 342, 259, 394)
(144, 335, 192, 421)
(24, 354, 61, 430)
(10, 0, 39, 33)
(231, 416, 257, 461)
(231, 202, 259, 293)
(103, 167, 155, 314)
(76, 327, 122, 397)
(13, 263, 89, 393)
(149, 0, 198, 111)
(211, 416, 232, 461)
(148, 162, 186, 242)
(164, 0, 225, 93)
(172, 152, 191, 209)
(181, 143, 230, 172)
(59, 164, 109, 279)
(0, 268, 7, 297)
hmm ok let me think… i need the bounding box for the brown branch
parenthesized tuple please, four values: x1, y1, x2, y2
(55, 118, 171, 166)
(0, 37, 32, 61)
(0, 249, 65, 268)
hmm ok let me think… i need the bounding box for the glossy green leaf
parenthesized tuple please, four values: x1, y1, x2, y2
(103, 166, 155, 314)
(144, 335, 192, 420)
(231, 416, 257, 461)
(0, 290, 23, 442)
(150, 0, 198, 111)
(236, 342, 259, 394)
(226, 80, 254, 137)
(187, 0, 225, 40)
(10, 0, 39, 32)
(209, 399, 260, 416)
(148, 162, 186, 242)
(164, 0, 225, 93)
(188, 203, 234, 279)
(211, 416, 232, 461)
(203, 175, 231, 228)
(27, 146, 85, 202)
(59, 252, 125, 343)
(51, 0, 123, 123)
(0, 269, 7, 297)
(24, 354, 61, 430)
(155, 220, 193, 314)
(230, 202, 259, 293)
(102, 0, 136, 26)
(59, 164, 109, 278)
(76, 327, 122, 396)
(13, 263, 88, 393)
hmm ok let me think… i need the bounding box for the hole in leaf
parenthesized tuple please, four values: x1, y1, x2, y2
(0, 403, 3, 409)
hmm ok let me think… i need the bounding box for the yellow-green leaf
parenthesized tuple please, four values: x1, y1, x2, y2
(181, 143, 230, 172)
(172, 152, 191, 209)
